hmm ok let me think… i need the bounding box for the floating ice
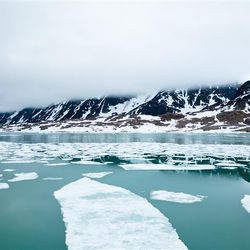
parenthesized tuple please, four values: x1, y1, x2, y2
(3, 169, 15, 172)
(54, 178, 187, 250)
(46, 163, 69, 166)
(72, 161, 102, 165)
(43, 177, 63, 181)
(120, 164, 215, 171)
(241, 195, 250, 213)
(1, 160, 35, 164)
(151, 190, 207, 204)
(0, 142, 249, 171)
(0, 183, 9, 190)
(215, 161, 245, 168)
(82, 172, 112, 178)
(8, 172, 39, 182)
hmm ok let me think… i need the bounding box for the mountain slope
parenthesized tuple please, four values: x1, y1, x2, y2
(0, 84, 239, 125)
(0, 82, 249, 132)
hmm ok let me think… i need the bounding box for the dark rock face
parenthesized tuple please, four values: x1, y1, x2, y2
(129, 85, 238, 116)
(234, 81, 250, 98)
(0, 82, 247, 126)
(225, 81, 250, 111)
(0, 96, 132, 125)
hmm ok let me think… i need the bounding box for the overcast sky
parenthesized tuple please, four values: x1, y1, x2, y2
(0, 1, 250, 111)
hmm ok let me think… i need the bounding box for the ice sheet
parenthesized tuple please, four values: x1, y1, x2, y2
(8, 172, 38, 182)
(151, 190, 207, 203)
(82, 172, 112, 178)
(54, 178, 187, 250)
(120, 164, 215, 171)
(0, 183, 9, 190)
(241, 195, 250, 213)
(43, 177, 63, 181)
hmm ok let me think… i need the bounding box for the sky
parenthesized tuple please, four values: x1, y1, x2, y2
(0, 1, 250, 112)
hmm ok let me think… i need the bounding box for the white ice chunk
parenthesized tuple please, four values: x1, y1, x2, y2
(241, 195, 250, 213)
(72, 161, 102, 165)
(43, 177, 63, 181)
(46, 163, 69, 166)
(215, 161, 245, 167)
(8, 172, 38, 182)
(54, 178, 187, 250)
(1, 160, 35, 164)
(120, 164, 215, 171)
(0, 183, 9, 190)
(151, 190, 207, 204)
(3, 169, 15, 172)
(82, 172, 112, 178)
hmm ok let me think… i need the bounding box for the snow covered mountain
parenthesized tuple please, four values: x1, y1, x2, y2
(0, 82, 249, 132)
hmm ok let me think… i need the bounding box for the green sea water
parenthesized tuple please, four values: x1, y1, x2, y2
(0, 132, 249, 250)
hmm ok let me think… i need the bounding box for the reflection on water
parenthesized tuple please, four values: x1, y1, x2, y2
(239, 168, 250, 183)
(0, 132, 249, 144)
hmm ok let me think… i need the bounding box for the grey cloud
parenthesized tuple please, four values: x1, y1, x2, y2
(0, 1, 250, 111)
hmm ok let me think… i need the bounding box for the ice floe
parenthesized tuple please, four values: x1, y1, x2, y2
(43, 177, 63, 181)
(3, 169, 15, 172)
(0, 142, 249, 171)
(46, 163, 69, 166)
(1, 160, 35, 164)
(241, 195, 250, 213)
(8, 172, 39, 182)
(215, 161, 245, 168)
(54, 178, 187, 250)
(0, 183, 9, 190)
(82, 172, 112, 178)
(151, 190, 207, 204)
(120, 164, 215, 171)
(72, 160, 102, 165)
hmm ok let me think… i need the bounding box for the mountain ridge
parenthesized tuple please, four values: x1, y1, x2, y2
(0, 82, 249, 132)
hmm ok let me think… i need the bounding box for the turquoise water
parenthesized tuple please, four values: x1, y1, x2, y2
(0, 132, 249, 250)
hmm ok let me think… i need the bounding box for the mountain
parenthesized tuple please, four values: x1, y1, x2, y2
(0, 82, 249, 132)
(226, 80, 250, 111)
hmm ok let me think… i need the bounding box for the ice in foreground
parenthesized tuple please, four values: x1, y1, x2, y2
(241, 195, 250, 213)
(151, 190, 207, 204)
(8, 172, 38, 182)
(54, 178, 187, 250)
(0, 183, 9, 190)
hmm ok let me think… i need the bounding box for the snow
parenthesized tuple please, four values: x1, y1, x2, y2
(54, 177, 187, 250)
(189, 110, 220, 119)
(82, 172, 112, 178)
(0, 183, 9, 190)
(120, 164, 216, 171)
(8, 172, 38, 182)
(4, 118, 249, 133)
(150, 190, 207, 203)
(241, 195, 250, 213)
